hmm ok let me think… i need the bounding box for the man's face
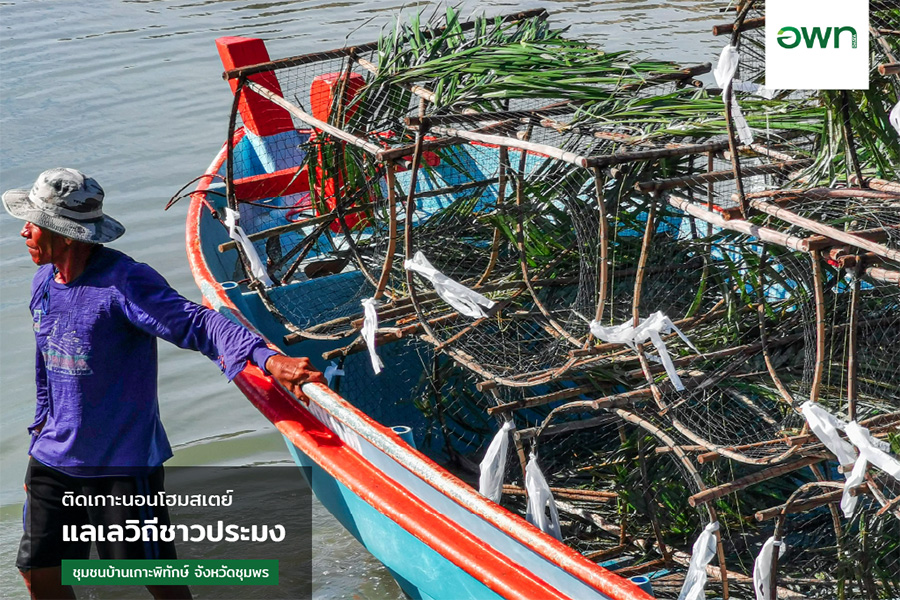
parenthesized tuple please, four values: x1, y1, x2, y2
(20, 222, 63, 266)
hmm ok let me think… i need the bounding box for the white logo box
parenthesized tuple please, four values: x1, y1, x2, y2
(765, 0, 869, 90)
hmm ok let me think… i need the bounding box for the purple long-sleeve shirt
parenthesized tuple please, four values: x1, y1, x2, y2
(28, 246, 276, 475)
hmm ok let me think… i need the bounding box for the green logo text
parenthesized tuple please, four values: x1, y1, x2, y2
(776, 26, 857, 49)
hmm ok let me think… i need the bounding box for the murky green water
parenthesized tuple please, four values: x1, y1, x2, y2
(0, 1, 721, 597)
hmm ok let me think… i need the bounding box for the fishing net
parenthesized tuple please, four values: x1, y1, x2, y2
(181, 4, 900, 598)
(744, 478, 900, 598)
(207, 7, 799, 382)
(506, 414, 715, 582)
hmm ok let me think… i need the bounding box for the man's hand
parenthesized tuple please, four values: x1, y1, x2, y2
(265, 354, 327, 400)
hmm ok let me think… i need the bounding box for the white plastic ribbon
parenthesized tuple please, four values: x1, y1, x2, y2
(323, 361, 344, 387)
(525, 452, 562, 541)
(361, 298, 383, 375)
(590, 311, 699, 391)
(890, 100, 900, 137)
(678, 521, 720, 600)
(841, 421, 900, 517)
(753, 536, 786, 600)
(714, 45, 754, 145)
(478, 420, 515, 502)
(223, 208, 273, 287)
(800, 403, 899, 517)
(732, 80, 779, 100)
(800, 401, 858, 468)
(404, 251, 495, 318)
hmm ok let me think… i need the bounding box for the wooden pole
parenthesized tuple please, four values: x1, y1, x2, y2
(405, 105, 575, 128)
(636, 160, 811, 193)
(665, 194, 812, 251)
(501, 484, 617, 502)
(810, 250, 827, 404)
(688, 457, 823, 507)
(755, 488, 846, 521)
(697, 434, 812, 464)
(848, 175, 900, 193)
(756, 247, 798, 407)
(619, 63, 712, 91)
(586, 138, 732, 170)
(430, 125, 591, 168)
(748, 198, 900, 262)
(320, 312, 461, 360)
(865, 266, 900, 284)
(375, 163, 399, 299)
(839, 91, 865, 185)
(744, 187, 900, 201)
(223, 77, 263, 284)
(712, 16, 765, 36)
(403, 122, 434, 340)
(512, 122, 582, 347)
(222, 7, 549, 79)
(217, 205, 369, 252)
(622, 330, 806, 381)
(499, 388, 653, 419)
(477, 147, 509, 286)
(590, 167, 609, 335)
(245, 80, 383, 155)
(723, 76, 747, 217)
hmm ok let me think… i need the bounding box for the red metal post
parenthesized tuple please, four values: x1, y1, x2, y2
(216, 36, 295, 137)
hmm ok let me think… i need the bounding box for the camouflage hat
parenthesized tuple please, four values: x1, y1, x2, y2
(2, 168, 125, 243)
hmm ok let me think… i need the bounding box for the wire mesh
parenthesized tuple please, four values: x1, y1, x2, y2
(184, 4, 900, 598)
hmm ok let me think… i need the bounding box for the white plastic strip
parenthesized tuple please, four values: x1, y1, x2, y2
(323, 361, 345, 387)
(842, 451, 866, 517)
(714, 45, 754, 145)
(478, 420, 515, 503)
(800, 401, 857, 467)
(404, 251, 495, 318)
(678, 521, 719, 600)
(732, 81, 779, 100)
(841, 421, 900, 517)
(590, 311, 699, 391)
(525, 452, 562, 541)
(223, 208, 273, 287)
(890, 100, 900, 137)
(361, 298, 384, 375)
(753, 536, 786, 600)
(846, 422, 898, 470)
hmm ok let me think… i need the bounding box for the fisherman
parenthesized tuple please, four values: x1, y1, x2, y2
(3, 168, 326, 600)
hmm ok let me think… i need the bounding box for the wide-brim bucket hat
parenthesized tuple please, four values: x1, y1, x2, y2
(2, 167, 125, 243)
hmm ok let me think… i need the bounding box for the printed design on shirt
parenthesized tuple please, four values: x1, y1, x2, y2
(33, 309, 42, 332)
(43, 327, 93, 376)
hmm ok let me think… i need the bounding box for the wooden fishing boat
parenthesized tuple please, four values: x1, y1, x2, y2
(181, 6, 900, 599)
(182, 11, 658, 600)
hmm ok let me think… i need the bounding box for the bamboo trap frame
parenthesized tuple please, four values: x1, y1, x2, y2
(189, 5, 900, 597)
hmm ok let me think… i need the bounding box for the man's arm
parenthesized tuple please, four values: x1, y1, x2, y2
(121, 262, 325, 396)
